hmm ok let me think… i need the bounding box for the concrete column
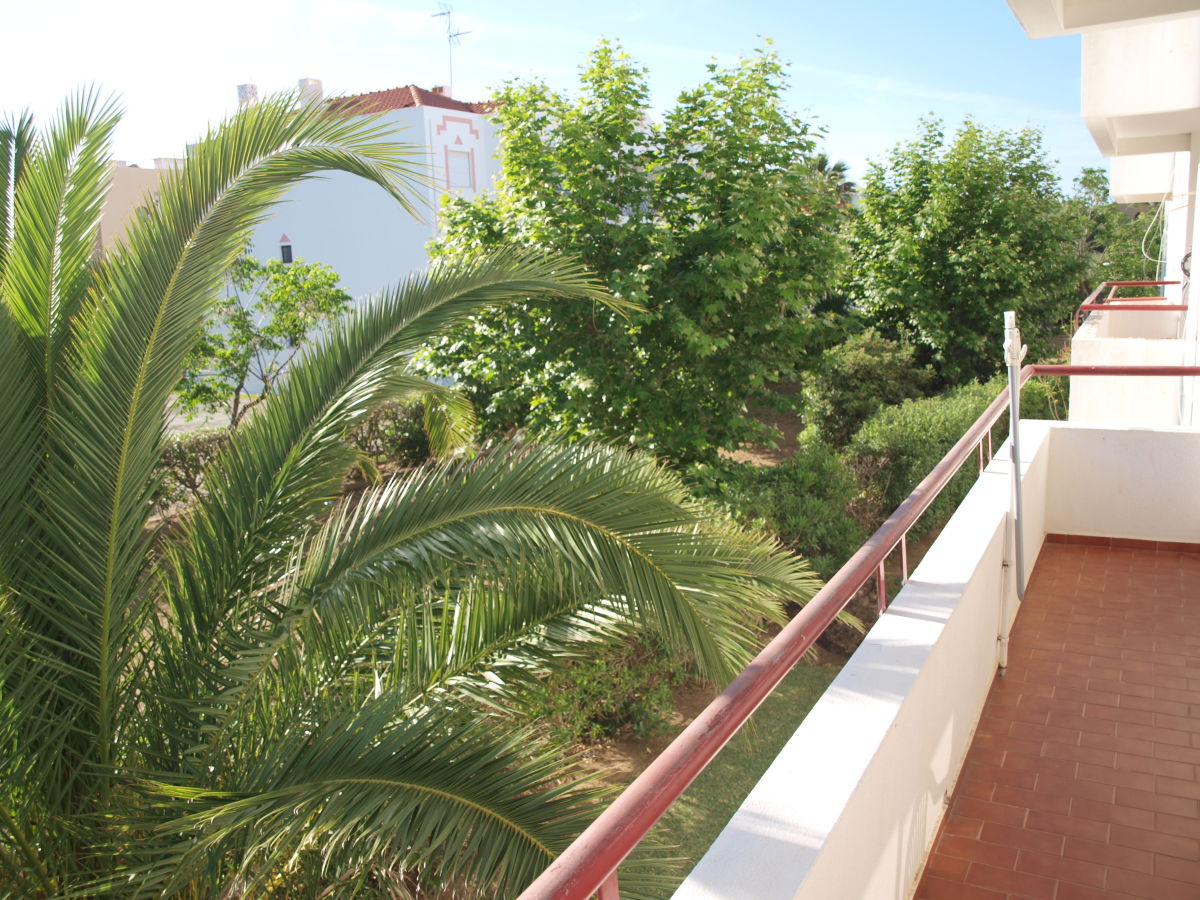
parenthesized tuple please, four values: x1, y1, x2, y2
(1182, 137, 1200, 423)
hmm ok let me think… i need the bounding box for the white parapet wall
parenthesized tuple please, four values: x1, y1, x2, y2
(1045, 423, 1200, 541)
(1070, 304, 1185, 426)
(672, 420, 1200, 900)
(672, 420, 1053, 900)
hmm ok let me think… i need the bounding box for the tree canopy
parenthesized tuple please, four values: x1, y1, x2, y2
(849, 118, 1084, 383)
(421, 42, 847, 463)
(177, 255, 352, 425)
(1068, 166, 1164, 293)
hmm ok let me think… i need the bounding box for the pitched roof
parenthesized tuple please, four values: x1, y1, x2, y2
(326, 85, 495, 116)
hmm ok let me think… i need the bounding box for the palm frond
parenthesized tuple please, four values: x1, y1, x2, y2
(1, 89, 119, 395)
(1, 85, 831, 900)
(299, 441, 808, 684)
(142, 706, 612, 899)
(6, 92, 438, 868)
(0, 310, 42, 586)
(160, 252, 613, 675)
(0, 106, 35, 274)
(422, 385, 476, 457)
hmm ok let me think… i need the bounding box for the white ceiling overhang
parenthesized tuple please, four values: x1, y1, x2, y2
(1008, 0, 1200, 38)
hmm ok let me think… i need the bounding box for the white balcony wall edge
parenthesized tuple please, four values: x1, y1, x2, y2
(672, 422, 1052, 900)
(1069, 307, 1186, 426)
(673, 420, 1200, 900)
(1045, 423, 1200, 541)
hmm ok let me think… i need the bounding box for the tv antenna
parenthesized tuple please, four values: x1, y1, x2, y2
(432, 3, 470, 93)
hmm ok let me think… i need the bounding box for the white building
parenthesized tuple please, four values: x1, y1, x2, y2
(99, 80, 500, 299)
(244, 81, 500, 298)
(517, 4, 1200, 899)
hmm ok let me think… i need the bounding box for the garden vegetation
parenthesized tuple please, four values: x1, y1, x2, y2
(0, 91, 822, 898)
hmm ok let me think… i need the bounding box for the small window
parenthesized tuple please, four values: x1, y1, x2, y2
(446, 150, 474, 190)
(280, 243, 293, 264)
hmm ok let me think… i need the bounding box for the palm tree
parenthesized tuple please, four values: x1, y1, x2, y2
(0, 92, 821, 897)
(812, 152, 856, 205)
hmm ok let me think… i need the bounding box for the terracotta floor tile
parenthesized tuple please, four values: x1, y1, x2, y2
(916, 544, 1200, 900)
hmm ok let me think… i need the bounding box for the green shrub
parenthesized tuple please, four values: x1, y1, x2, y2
(155, 428, 228, 512)
(347, 400, 431, 467)
(157, 400, 438, 516)
(688, 430, 864, 579)
(530, 637, 688, 745)
(845, 377, 1065, 535)
(1018, 373, 1068, 421)
(807, 330, 932, 446)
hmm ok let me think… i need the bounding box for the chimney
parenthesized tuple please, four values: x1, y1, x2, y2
(298, 78, 323, 104)
(237, 83, 259, 109)
(431, 85, 451, 98)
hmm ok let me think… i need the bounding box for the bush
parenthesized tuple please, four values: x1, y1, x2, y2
(155, 428, 228, 512)
(807, 330, 932, 446)
(530, 637, 688, 745)
(157, 400, 439, 516)
(347, 400, 431, 467)
(845, 377, 1066, 536)
(689, 430, 864, 579)
(1019, 372, 1068, 422)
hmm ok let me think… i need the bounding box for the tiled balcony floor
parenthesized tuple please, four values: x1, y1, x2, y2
(914, 539, 1200, 900)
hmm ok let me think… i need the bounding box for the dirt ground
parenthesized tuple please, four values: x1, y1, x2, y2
(722, 380, 806, 467)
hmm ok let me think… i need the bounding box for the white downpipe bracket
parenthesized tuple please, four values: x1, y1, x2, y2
(1003, 311, 1027, 604)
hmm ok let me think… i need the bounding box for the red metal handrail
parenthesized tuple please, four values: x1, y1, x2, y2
(1073, 279, 1181, 330)
(517, 361, 1200, 900)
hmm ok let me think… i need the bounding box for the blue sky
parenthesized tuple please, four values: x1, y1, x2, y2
(4, 0, 1101, 187)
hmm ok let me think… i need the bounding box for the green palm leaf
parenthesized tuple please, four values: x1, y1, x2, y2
(2, 87, 831, 900)
(1, 89, 119, 395)
(1, 90, 435, 890)
(144, 706, 611, 899)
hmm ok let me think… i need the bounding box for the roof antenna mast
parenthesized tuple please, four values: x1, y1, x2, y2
(432, 3, 470, 94)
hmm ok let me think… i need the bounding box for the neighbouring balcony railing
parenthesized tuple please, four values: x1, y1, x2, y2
(1072, 279, 1182, 331)
(517, 361, 1200, 900)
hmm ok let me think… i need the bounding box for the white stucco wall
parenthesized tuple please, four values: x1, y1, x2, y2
(673, 422, 1054, 900)
(1069, 308, 1185, 425)
(246, 104, 501, 300)
(1008, 0, 1200, 38)
(99, 163, 166, 252)
(1082, 15, 1200, 156)
(673, 419, 1199, 900)
(1110, 151, 1177, 202)
(1044, 423, 1200, 541)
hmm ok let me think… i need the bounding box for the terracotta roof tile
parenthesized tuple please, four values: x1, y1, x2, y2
(326, 85, 496, 116)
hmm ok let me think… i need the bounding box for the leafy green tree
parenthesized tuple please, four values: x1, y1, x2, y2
(422, 42, 847, 463)
(1069, 166, 1164, 293)
(849, 118, 1084, 383)
(806, 329, 932, 446)
(0, 92, 821, 897)
(178, 254, 352, 425)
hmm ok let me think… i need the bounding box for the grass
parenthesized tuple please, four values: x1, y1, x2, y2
(636, 661, 841, 896)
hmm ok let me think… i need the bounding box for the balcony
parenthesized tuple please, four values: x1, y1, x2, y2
(1070, 282, 1189, 426)
(916, 537, 1200, 900)
(519, 361, 1200, 900)
(516, 1, 1200, 894)
(670, 418, 1200, 900)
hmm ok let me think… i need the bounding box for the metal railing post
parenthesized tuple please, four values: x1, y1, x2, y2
(597, 871, 620, 900)
(1003, 311, 1026, 603)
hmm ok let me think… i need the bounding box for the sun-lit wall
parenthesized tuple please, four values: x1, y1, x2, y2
(672, 420, 1200, 900)
(244, 105, 501, 300)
